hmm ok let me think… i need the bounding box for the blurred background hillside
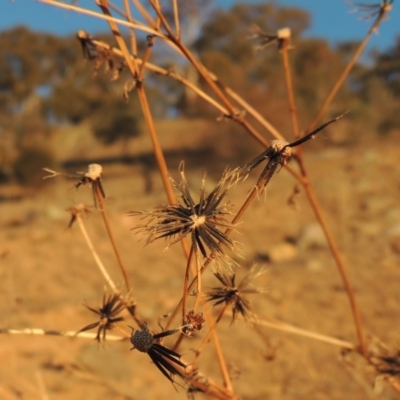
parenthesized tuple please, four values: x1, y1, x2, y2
(1, 1, 399, 195)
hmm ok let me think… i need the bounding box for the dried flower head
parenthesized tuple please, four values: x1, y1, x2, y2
(130, 324, 187, 383)
(238, 114, 347, 188)
(43, 164, 106, 208)
(66, 203, 91, 228)
(77, 30, 98, 60)
(249, 25, 292, 51)
(182, 310, 205, 336)
(347, 0, 393, 22)
(77, 293, 125, 343)
(206, 266, 267, 324)
(129, 162, 238, 263)
(238, 139, 291, 188)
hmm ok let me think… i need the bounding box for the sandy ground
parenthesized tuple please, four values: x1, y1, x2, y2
(1, 130, 400, 400)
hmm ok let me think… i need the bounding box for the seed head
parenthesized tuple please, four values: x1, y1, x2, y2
(129, 162, 239, 263)
(130, 324, 187, 383)
(77, 293, 125, 343)
(206, 265, 267, 324)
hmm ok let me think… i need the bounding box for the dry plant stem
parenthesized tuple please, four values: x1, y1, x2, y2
(300, 176, 368, 355)
(76, 202, 142, 326)
(204, 302, 233, 392)
(35, 371, 48, 400)
(185, 372, 237, 400)
(40, 0, 165, 38)
(247, 316, 356, 350)
(182, 246, 195, 324)
(277, 32, 367, 353)
(148, 0, 238, 116)
(172, 0, 180, 38)
(136, 1, 161, 80)
(167, 170, 278, 330)
(307, 8, 390, 132)
(95, 184, 131, 291)
(194, 303, 229, 365)
(121, 0, 137, 55)
(97, 0, 139, 77)
(138, 33, 157, 80)
(280, 39, 300, 141)
(42, 0, 282, 146)
(0, 328, 125, 341)
(387, 377, 400, 396)
(75, 211, 118, 293)
(96, 0, 179, 206)
(222, 85, 284, 141)
(97, 1, 193, 271)
(132, 0, 155, 26)
(86, 37, 230, 115)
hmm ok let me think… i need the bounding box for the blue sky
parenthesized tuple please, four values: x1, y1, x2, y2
(1, 0, 399, 54)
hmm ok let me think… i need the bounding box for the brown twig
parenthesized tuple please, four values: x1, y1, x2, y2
(306, 2, 392, 132)
(95, 184, 131, 291)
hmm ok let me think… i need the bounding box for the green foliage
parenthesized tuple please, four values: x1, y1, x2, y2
(13, 146, 56, 187)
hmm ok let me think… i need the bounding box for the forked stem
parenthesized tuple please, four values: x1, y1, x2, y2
(306, 5, 392, 132)
(95, 184, 131, 291)
(299, 176, 368, 355)
(75, 208, 118, 293)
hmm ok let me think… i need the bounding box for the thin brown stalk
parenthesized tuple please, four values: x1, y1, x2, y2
(121, 0, 138, 56)
(95, 0, 191, 267)
(299, 176, 368, 355)
(203, 302, 233, 392)
(148, 0, 237, 116)
(39, 0, 165, 39)
(95, 184, 131, 291)
(247, 315, 356, 350)
(172, 0, 181, 38)
(275, 28, 368, 354)
(386, 377, 400, 396)
(75, 207, 118, 293)
(73, 203, 142, 326)
(94, 0, 178, 206)
(280, 38, 300, 140)
(182, 247, 195, 324)
(131, 0, 155, 26)
(97, 0, 139, 78)
(82, 37, 230, 115)
(42, 0, 282, 150)
(137, 28, 159, 81)
(0, 327, 125, 341)
(222, 85, 284, 141)
(281, 34, 365, 353)
(166, 165, 281, 330)
(194, 303, 229, 365)
(307, 5, 392, 132)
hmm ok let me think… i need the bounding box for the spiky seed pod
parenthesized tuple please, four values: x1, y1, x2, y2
(130, 324, 187, 383)
(129, 162, 239, 264)
(206, 266, 267, 324)
(77, 293, 125, 343)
